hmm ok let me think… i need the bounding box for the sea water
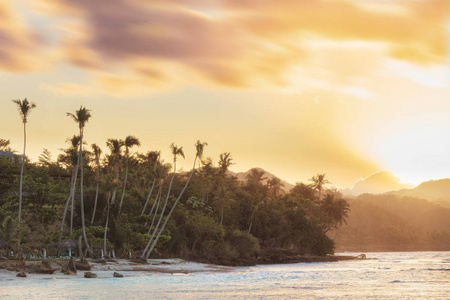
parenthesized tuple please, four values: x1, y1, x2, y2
(1, 251, 449, 299)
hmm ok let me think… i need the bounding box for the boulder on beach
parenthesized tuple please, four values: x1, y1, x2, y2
(29, 260, 55, 274)
(113, 272, 123, 278)
(16, 271, 27, 277)
(76, 261, 91, 270)
(62, 256, 77, 275)
(84, 271, 97, 278)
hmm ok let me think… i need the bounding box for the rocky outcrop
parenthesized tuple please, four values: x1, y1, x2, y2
(62, 256, 77, 275)
(75, 261, 91, 270)
(16, 271, 27, 277)
(84, 271, 97, 278)
(29, 260, 55, 274)
(113, 272, 123, 278)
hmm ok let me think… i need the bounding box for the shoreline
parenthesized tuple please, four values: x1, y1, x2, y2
(0, 254, 367, 278)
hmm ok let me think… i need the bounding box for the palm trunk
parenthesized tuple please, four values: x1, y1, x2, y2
(141, 180, 155, 216)
(91, 182, 99, 224)
(79, 128, 93, 257)
(141, 161, 178, 259)
(145, 185, 161, 226)
(220, 206, 224, 225)
(18, 123, 26, 225)
(59, 165, 78, 242)
(118, 156, 129, 218)
(146, 187, 162, 234)
(103, 196, 110, 258)
(144, 157, 198, 259)
(70, 151, 81, 235)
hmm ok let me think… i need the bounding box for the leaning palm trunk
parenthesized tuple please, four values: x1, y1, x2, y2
(91, 182, 99, 224)
(144, 156, 198, 259)
(146, 187, 162, 234)
(140, 162, 178, 259)
(103, 195, 111, 258)
(140, 180, 156, 216)
(145, 185, 162, 226)
(70, 156, 81, 235)
(79, 129, 93, 257)
(118, 157, 130, 219)
(59, 163, 79, 242)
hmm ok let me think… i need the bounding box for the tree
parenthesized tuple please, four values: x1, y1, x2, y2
(101, 174, 118, 258)
(142, 140, 207, 260)
(58, 135, 81, 238)
(11, 98, 36, 227)
(67, 106, 93, 258)
(267, 176, 285, 198)
(319, 193, 350, 234)
(118, 135, 141, 218)
(141, 151, 161, 216)
(91, 143, 102, 224)
(309, 174, 330, 201)
(0, 139, 11, 151)
(218, 152, 233, 174)
(106, 139, 124, 206)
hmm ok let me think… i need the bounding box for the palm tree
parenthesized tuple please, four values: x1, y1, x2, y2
(140, 143, 184, 259)
(142, 140, 207, 260)
(106, 139, 124, 206)
(141, 151, 162, 216)
(58, 135, 81, 240)
(91, 143, 102, 224)
(67, 106, 93, 257)
(11, 98, 36, 226)
(218, 152, 233, 174)
(267, 176, 285, 198)
(118, 135, 140, 218)
(309, 174, 330, 201)
(101, 174, 117, 258)
(320, 193, 350, 234)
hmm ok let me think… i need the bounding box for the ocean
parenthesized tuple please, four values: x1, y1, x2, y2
(1, 251, 449, 299)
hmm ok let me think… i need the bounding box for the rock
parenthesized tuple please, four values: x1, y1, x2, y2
(16, 271, 27, 277)
(29, 260, 55, 274)
(64, 269, 77, 276)
(75, 261, 91, 270)
(84, 271, 97, 278)
(113, 272, 123, 278)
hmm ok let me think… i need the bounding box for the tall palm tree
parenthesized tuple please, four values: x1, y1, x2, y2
(67, 106, 93, 257)
(142, 140, 207, 260)
(91, 143, 102, 224)
(309, 174, 330, 202)
(106, 139, 124, 206)
(218, 152, 233, 174)
(118, 135, 140, 218)
(101, 174, 117, 258)
(58, 135, 81, 240)
(11, 98, 36, 226)
(140, 143, 185, 259)
(141, 151, 161, 216)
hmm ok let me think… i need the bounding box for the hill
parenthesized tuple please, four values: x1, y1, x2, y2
(340, 171, 413, 196)
(385, 178, 450, 208)
(332, 194, 450, 252)
(229, 168, 294, 192)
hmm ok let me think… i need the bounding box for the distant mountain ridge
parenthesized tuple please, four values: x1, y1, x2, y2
(340, 171, 413, 196)
(229, 168, 294, 192)
(384, 178, 450, 207)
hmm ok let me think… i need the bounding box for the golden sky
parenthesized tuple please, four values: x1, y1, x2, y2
(1, 0, 449, 188)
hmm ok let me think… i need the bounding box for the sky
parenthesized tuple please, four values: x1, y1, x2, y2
(1, 0, 449, 188)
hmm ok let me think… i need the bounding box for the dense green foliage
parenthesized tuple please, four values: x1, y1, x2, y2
(1, 136, 350, 263)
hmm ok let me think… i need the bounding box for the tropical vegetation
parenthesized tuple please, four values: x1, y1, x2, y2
(0, 102, 351, 264)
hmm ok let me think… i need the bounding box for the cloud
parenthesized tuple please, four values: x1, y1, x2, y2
(33, 0, 450, 93)
(0, 2, 42, 72)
